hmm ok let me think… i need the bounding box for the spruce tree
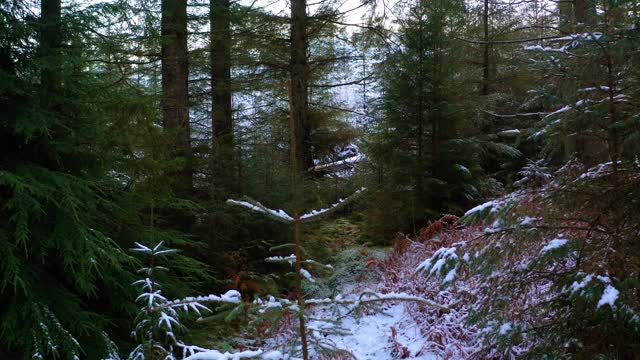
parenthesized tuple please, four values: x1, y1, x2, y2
(367, 0, 482, 235)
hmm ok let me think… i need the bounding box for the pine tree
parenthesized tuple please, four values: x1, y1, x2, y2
(366, 0, 485, 236)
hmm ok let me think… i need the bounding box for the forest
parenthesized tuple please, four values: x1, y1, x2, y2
(1, 0, 639, 358)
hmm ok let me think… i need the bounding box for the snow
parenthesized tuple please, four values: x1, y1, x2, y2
(523, 44, 567, 53)
(182, 349, 266, 360)
(306, 302, 438, 360)
(498, 129, 521, 137)
(545, 105, 571, 118)
(299, 187, 366, 220)
(540, 238, 569, 254)
(524, 32, 604, 54)
(131, 242, 151, 253)
(311, 154, 366, 171)
(162, 290, 242, 310)
(260, 351, 286, 360)
(159, 312, 179, 331)
(463, 200, 496, 216)
(253, 296, 295, 313)
(455, 164, 471, 176)
(499, 322, 512, 335)
(597, 285, 619, 309)
(569, 274, 593, 294)
(300, 268, 315, 282)
(578, 161, 621, 180)
(226, 199, 294, 222)
(520, 216, 535, 226)
(304, 291, 448, 310)
(443, 267, 458, 283)
(577, 85, 610, 92)
(137, 290, 167, 307)
(416, 246, 458, 274)
(265, 254, 296, 265)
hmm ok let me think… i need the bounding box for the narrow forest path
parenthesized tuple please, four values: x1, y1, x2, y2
(307, 300, 438, 359)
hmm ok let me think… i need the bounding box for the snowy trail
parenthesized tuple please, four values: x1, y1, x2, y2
(307, 302, 438, 359)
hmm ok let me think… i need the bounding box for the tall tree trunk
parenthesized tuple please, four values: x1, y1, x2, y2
(559, 0, 574, 32)
(161, 0, 192, 194)
(289, 0, 313, 176)
(38, 0, 62, 168)
(481, 0, 490, 96)
(289, 2, 311, 358)
(416, 2, 425, 212)
(574, 0, 596, 30)
(210, 0, 235, 194)
(40, 0, 62, 106)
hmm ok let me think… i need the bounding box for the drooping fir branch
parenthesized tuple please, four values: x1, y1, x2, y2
(226, 198, 294, 223)
(226, 187, 366, 224)
(304, 292, 452, 311)
(150, 288, 452, 314)
(299, 187, 366, 222)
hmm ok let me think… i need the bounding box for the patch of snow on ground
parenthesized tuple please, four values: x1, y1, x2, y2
(308, 302, 439, 360)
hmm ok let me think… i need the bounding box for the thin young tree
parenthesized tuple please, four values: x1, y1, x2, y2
(289, 0, 313, 175)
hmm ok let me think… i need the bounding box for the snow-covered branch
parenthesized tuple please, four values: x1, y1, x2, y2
(299, 187, 366, 221)
(304, 292, 452, 312)
(226, 198, 294, 223)
(150, 290, 242, 312)
(227, 188, 366, 223)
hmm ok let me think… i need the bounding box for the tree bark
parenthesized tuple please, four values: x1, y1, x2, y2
(559, 0, 574, 32)
(289, 3, 311, 358)
(210, 0, 235, 193)
(289, 0, 313, 176)
(574, 0, 596, 30)
(481, 0, 490, 95)
(161, 0, 192, 193)
(40, 0, 62, 105)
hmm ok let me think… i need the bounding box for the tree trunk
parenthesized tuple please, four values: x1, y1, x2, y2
(288, 2, 311, 358)
(574, 0, 596, 30)
(40, 0, 62, 105)
(289, 0, 313, 176)
(559, 0, 574, 32)
(481, 0, 490, 95)
(416, 3, 425, 206)
(161, 0, 192, 194)
(210, 0, 235, 194)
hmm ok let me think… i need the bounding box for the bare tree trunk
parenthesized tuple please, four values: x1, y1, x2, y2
(289, 2, 311, 357)
(211, 0, 236, 194)
(161, 0, 192, 194)
(289, 0, 313, 176)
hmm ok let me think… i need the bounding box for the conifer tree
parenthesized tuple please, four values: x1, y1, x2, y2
(367, 0, 483, 234)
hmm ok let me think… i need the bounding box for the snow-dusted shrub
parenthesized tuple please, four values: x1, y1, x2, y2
(420, 160, 640, 357)
(363, 227, 484, 358)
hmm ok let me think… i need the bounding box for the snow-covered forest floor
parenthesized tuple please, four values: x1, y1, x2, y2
(307, 301, 436, 359)
(126, 162, 640, 360)
(264, 224, 484, 359)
